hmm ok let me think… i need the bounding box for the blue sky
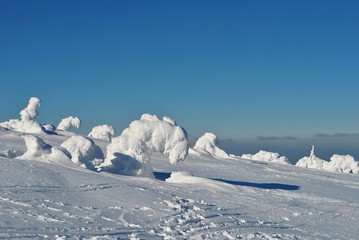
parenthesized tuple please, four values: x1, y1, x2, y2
(1, 1, 358, 161)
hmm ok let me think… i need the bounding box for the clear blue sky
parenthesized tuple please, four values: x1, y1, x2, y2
(1, 1, 358, 160)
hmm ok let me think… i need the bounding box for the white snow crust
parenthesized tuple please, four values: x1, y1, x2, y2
(241, 150, 290, 164)
(57, 116, 81, 131)
(102, 114, 189, 177)
(193, 132, 230, 158)
(88, 124, 115, 141)
(60, 135, 104, 169)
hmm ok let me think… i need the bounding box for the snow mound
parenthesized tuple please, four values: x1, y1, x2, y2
(57, 116, 81, 131)
(61, 136, 104, 169)
(88, 125, 115, 141)
(325, 155, 359, 174)
(101, 114, 189, 177)
(166, 171, 237, 192)
(193, 133, 230, 158)
(42, 124, 56, 133)
(241, 150, 290, 164)
(0, 97, 44, 134)
(17, 135, 70, 164)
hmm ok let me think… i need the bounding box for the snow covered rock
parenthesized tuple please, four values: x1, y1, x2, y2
(241, 150, 290, 164)
(0, 97, 44, 134)
(57, 116, 81, 131)
(61, 136, 104, 169)
(193, 133, 230, 158)
(17, 135, 70, 164)
(88, 124, 115, 141)
(101, 114, 189, 177)
(325, 155, 359, 174)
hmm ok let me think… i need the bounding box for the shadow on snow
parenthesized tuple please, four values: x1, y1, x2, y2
(153, 172, 300, 191)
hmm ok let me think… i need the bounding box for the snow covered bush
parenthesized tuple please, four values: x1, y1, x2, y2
(0, 97, 44, 134)
(101, 114, 189, 177)
(295, 146, 359, 174)
(324, 155, 359, 173)
(295, 146, 326, 170)
(17, 135, 70, 163)
(61, 135, 104, 169)
(57, 116, 81, 131)
(88, 124, 115, 141)
(241, 150, 290, 164)
(193, 132, 230, 158)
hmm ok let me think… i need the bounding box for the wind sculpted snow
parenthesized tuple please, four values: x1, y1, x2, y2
(1, 126, 359, 239)
(101, 114, 189, 177)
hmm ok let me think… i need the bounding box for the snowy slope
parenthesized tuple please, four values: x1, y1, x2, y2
(0, 128, 359, 239)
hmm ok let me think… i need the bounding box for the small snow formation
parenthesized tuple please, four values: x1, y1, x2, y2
(61, 136, 104, 169)
(325, 155, 359, 173)
(57, 116, 81, 131)
(101, 114, 189, 177)
(193, 132, 230, 158)
(17, 135, 70, 164)
(296, 146, 327, 170)
(20, 97, 41, 121)
(88, 124, 115, 141)
(42, 124, 56, 132)
(296, 146, 359, 174)
(0, 97, 44, 134)
(241, 150, 290, 164)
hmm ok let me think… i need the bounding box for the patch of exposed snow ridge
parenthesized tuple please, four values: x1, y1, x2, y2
(88, 124, 115, 141)
(193, 132, 230, 158)
(101, 114, 189, 177)
(241, 150, 290, 164)
(296, 146, 359, 173)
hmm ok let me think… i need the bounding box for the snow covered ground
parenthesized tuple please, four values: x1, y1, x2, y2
(1, 127, 359, 239)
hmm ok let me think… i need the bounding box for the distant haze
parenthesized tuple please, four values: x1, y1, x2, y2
(216, 134, 359, 164)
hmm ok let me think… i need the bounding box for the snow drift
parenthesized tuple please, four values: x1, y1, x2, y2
(61, 136, 104, 169)
(88, 124, 115, 141)
(241, 150, 290, 164)
(0, 97, 44, 134)
(166, 171, 237, 192)
(101, 114, 189, 177)
(57, 116, 81, 131)
(193, 132, 230, 158)
(296, 146, 359, 173)
(17, 135, 70, 164)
